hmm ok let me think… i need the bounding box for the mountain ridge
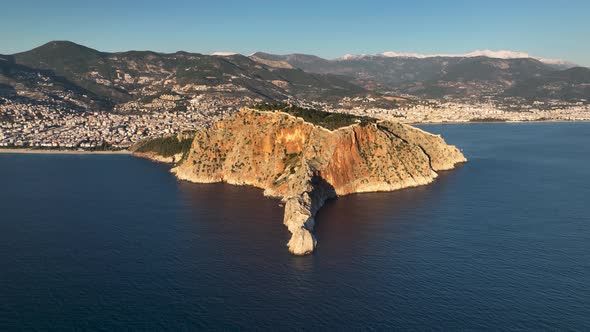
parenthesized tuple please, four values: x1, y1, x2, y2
(3, 41, 589, 114)
(251, 52, 589, 101)
(4, 41, 393, 113)
(336, 50, 575, 67)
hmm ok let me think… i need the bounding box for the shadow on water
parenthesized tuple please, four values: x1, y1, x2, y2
(314, 165, 465, 257)
(175, 164, 465, 260)
(176, 181, 314, 265)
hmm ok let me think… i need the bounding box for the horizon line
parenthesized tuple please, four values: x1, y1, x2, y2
(3, 40, 580, 67)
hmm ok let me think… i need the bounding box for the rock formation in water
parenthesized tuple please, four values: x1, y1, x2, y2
(167, 107, 466, 255)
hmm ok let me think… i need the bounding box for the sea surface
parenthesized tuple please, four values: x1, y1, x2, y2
(1, 122, 589, 330)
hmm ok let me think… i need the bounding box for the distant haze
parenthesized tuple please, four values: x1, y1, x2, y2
(337, 50, 574, 66)
(213, 49, 575, 67)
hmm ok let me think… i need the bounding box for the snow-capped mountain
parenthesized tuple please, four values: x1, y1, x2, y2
(251, 50, 588, 101)
(338, 50, 574, 67)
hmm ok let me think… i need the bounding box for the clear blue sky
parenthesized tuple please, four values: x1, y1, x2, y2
(2, 0, 589, 65)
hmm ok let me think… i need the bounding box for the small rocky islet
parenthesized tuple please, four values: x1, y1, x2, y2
(134, 106, 466, 255)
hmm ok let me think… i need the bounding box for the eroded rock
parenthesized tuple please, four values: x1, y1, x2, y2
(171, 108, 466, 255)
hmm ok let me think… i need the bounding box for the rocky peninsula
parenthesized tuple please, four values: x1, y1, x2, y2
(136, 106, 466, 255)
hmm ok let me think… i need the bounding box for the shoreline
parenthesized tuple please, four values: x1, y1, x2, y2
(409, 119, 590, 126)
(1, 120, 589, 155)
(0, 148, 131, 155)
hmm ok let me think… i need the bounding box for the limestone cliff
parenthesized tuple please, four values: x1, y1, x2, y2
(133, 151, 184, 164)
(172, 107, 466, 255)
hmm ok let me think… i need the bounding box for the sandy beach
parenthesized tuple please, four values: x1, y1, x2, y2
(0, 148, 131, 155)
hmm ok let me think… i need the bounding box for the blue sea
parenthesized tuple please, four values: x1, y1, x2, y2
(1, 123, 589, 330)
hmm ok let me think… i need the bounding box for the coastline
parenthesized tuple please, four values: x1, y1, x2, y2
(2, 120, 589, 155)
(408, 119, 590, 126)
(0, 148, 131, 155)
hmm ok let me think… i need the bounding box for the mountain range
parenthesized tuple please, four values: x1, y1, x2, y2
(251, 52, 590, 102)
(1, 41, 589, 114)
(337, 50, 575, 67)
(0, 41, 382, 113)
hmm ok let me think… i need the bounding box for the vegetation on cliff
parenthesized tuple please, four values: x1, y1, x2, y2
(252, 103, 376, 130)
(133, 135, 193, 158)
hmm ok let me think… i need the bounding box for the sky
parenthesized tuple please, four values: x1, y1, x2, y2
(1, 0, 589, 65)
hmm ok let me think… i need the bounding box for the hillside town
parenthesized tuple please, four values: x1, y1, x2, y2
(1, 97, 590, 151)
(335, 98, 590, 123)
(0, 99, 226, 150)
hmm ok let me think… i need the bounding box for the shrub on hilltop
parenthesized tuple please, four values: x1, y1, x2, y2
(133, 135, 193, 158)
(251, 103, 376, 130)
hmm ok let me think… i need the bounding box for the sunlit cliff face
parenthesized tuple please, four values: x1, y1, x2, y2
(171, 108, 466, 255)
